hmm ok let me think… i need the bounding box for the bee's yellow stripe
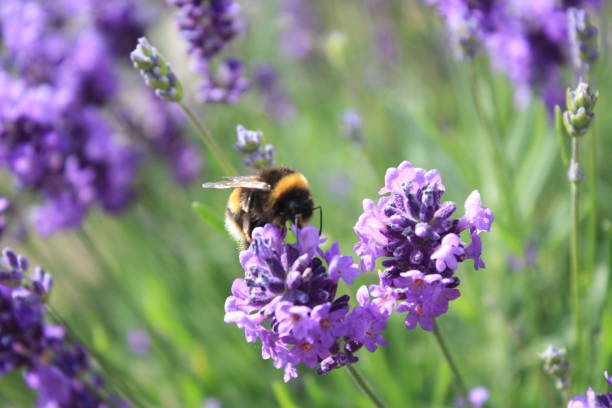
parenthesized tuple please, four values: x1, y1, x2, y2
(269, 173, 309, 202)
(227, 188, 242, 213)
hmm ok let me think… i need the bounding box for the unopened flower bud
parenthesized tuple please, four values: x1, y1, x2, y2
(568, 8, 598, 73)
(563, 80, 597, 137)
(130, 37, 183, 102)
(541, 345, 570, 391)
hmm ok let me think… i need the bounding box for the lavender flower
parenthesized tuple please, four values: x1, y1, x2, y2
(541, 345, 570, 391)
(93, 0, 149, 57)
(0, 198, 9, 240)
(456, 386, 490, 408)
(198, 58, 250, 104)
(145, 96, 203, 184)
(568, 8, 598, 74)
(340, 110, 365, 146)
(568, 371, 612, 407)
(427, 0, 603, 109)
(563, 79, 598, 138)
(224, 225, 388, 381)
(366, 0, 400, 70)
(0, 74, 139, 236)
(0, 0, 199, 236)
(279, 0, 320, 61)
(234, 125, 275, 170)
(131, 37, 183, 102)
(169, 0, 249, 104)
(169, 0, 243, 59)
(126, 329, 151, 356)
(0, 248, 129, 407)
(254, 65, 297, 123)
(354, 161, 493, 331)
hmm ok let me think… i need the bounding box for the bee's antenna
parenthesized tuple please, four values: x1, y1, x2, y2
(313, 206, 323, 237)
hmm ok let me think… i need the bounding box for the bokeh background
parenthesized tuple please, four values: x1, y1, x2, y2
(1, 1, 612, 407)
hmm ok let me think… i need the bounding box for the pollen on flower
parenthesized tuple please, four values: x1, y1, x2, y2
(300, 341, 314, 352)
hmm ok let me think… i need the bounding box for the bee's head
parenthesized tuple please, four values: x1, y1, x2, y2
(276, 188, 314, 227)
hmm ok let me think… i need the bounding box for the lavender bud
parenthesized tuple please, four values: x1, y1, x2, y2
(234, 125, 262, 153)
(568, 8, 598, 74)
(130, 37, 183, 102)
(563, 80, 597, 137)
(3, 248, 19, 269)
(540, 345, 570, 391)
(433, 201, 457, 220)
(449, 13, 480, 60)
(234, 125, 275, 170)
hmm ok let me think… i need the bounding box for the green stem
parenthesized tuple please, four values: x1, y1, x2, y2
(587, 123, 598, 278)
(432, 322, 469, 401)
(47, 307, 150, 408)
(469, 68, 523, 241)
(178, 101, 237, 175)
(346, 364, 386, 408)
(570, 136, 582, 387)
(21, 239, 153, 407)
(77, 229, 191, 403)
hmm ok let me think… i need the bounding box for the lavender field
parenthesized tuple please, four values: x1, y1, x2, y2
(1, 1, 612, 407)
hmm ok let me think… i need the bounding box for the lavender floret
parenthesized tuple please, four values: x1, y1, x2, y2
(225, 225, 388, 381)
(254, 65, 296, 123)
(427, 0, 604, 109)
(169, 0, 248, 104)
(568, 371, 612, 407)
(131, 37, 183, 102)
(234, 125, 275, 170)
(354, 161, 493, 331)
(0, 248, 129, 407)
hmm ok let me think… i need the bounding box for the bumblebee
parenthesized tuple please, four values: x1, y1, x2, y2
(202, 167, 314, 247)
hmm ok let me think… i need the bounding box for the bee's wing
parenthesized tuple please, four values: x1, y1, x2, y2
(202, 176, 271, 191)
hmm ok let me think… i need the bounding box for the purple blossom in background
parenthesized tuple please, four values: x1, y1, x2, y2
(234, 125, 275, 170)
(365, 0, 400, 73)
(0, 248, 129, 407)
(169, 0, 249, 104)
(0, 0, 202, 236)
(0, 73, 138, 236)
(0, 198, 9, 240)
(455, 386, 490, 407)
(278, 0, 320, 60)
(93, 0, 149, 57)
(224, 225, 388, 381)
(254, 65, 297, 123)
(427, 0, 604, 109)
(146, 97, 203, 184)
(354, 161, 493, 331)
(567, 7, 599, 74)
(126, 329, 151, 356)
(568, 371, 612, 407)
(198, 58, 250, 104)
(340, 110, 365, 146)
(507, 241, 537, 272)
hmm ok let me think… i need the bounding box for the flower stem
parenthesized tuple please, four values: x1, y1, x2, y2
(178, 101, 238, 175)
(469, 68, 524, 241)
(570, 136, 582, 379)
(77, 229, 191, 404)
(433, 322, 469, 401)
(346, 364, 386, 408)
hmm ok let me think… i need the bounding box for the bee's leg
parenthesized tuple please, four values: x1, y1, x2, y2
(241, 192, 253, 241)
